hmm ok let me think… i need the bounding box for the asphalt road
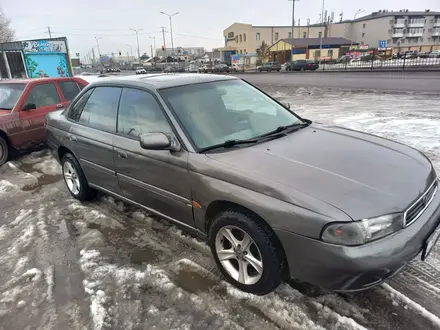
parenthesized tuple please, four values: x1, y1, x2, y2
(235, 72, 440, 93)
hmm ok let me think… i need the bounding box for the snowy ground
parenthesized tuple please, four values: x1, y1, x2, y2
(1, 87, 440, 330)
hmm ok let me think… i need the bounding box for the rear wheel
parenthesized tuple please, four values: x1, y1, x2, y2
(0, 136, 8, 166)
(62, 153, 96, 201)
(208, 210, 284, 295)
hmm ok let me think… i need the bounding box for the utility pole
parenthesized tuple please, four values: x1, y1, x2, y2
(288, 0, 299, 39)
(95, 37, 103, 72)
(161, 11, 179, 65)
(150, 45, 154, 59)
(351, 9, 365, 48)
(91, 48, 96, 70)
(319, 0, 325, 66)
(129, 28, 143, 63)
(149, 36, 156, 58)
(46, 26, 52, 38)
(161, 26, 167, 64)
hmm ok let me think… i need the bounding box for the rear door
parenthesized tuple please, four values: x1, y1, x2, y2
(69, 86, 122, 194)
(57, 80, 82, 109)
(19, 81, 63, 144)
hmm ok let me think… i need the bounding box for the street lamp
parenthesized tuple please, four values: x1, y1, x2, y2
(350, 9, 365, 48)
(129, 28, 143, 63)
(160, 11, 179, 63)
(149, 36, 156, 58)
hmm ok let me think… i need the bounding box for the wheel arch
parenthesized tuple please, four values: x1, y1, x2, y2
(205, 200, 289, 278)
(57, 145, 77, 163)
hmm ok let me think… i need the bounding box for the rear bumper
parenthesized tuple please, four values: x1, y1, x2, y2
(275, 188, 440, 291)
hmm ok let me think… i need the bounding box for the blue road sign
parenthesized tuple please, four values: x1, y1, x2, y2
(379, 40, 387, 48)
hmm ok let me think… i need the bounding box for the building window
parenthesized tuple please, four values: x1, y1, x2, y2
(387, 39, 391, 44)
(314, 50, 321, 58)
(388, 29, 392, 33)
(227, 32, 234, 38)
(363, 23, 366, 28)
(235, 36, 238, 42)
(244, 34, 246, 42)
(328, 49, 333, 57)
(303, 32, 307, 38)
(239, 35, 242, 42)
(256, 32, 260, 40)
(275, 32, 279, 40)
(362, 33, 365, 37)
(288, 32, 292, 39)
(244, 49, 246, 53)
(318, 32, 322, 38)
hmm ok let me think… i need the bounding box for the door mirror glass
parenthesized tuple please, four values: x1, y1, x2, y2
(22, 103, 36, 111)
(139, 133, 180, 151)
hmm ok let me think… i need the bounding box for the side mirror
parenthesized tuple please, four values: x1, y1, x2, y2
(139, 132, 180, 152)
(22, 103, 36, 111)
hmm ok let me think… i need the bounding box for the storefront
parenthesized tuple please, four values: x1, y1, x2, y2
(0, 37, 73, 80)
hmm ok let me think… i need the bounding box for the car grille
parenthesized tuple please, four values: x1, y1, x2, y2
(404, 180, 438, 227)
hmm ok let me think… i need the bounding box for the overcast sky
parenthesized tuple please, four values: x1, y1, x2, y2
(3, 0, 439, 59)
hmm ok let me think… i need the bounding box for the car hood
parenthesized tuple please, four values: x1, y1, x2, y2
(207, 123, 436, 220)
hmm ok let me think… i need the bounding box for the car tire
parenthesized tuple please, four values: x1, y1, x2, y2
(0, 135, 9, 166)
(208, 209, 284, 295)
(61, 153, 96, 201)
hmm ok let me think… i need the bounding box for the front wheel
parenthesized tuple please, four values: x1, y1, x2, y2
(0, 136, 8, 166)
(208, 210, 284, 295)
(62, 153, 96, 201)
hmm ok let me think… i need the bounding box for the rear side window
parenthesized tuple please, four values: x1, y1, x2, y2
(78, 87, 122, 132)
(58, 81, 81, 101)
(68, 88, 94, 121)
(25, 83, 60, 108)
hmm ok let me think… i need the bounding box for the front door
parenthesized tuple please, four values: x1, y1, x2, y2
(113, 87, 193, 227)
(69, 86, 122, 194)
(19, 82, 63, 145)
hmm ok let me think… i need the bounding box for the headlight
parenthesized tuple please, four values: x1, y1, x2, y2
(321, 214, 403, 246)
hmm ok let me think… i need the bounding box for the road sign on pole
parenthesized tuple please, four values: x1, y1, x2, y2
(379, 40, 387, 48)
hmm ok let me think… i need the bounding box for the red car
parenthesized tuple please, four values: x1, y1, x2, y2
(0, 77, 88, 165)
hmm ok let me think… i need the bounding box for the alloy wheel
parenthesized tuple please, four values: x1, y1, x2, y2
(63, 161, 81, 195)
(215, 225, 263, 285)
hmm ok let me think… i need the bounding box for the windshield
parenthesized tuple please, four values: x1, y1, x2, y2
(0, 83, 26, 110)
(160, 79, 303, 150)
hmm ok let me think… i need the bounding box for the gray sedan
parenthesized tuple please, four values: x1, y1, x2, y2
(45, 74, 440, 295)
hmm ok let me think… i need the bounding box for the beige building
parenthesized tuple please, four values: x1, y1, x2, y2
(223, 9, 440, 56)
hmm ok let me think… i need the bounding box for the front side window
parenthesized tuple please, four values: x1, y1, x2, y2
(68, 88, 94, 121)
(160, 80, 302, 150)
(58, 81, 80, 101)
(78, 87, 121, 132)
(117, 88, 172, 138)
(0, 83, 26, 110)
(25, 83, 60, 108)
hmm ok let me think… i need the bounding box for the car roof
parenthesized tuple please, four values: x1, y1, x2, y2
(0, 77, 80, 85)
(88, 73, 238, 89)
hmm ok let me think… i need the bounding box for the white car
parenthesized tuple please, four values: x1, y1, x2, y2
(135, 67, 147, 74)
(429, 50, 440, 58)
(230, 63, 245, 72)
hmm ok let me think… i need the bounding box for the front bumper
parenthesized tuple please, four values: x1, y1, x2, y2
(275, 188, 440, 291)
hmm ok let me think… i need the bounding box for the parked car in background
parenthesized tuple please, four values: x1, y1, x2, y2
(337, 55, 353, 63)
(212, 64, 230, 73)
(429, 50, 440, 58)
(0, 77, 88, 165)
(135, 67, 147, 74)
(231, 63, 245, 73)
(286, 60, 319, 71)
(419, 52, 431, 59)
(46, 74, 440, 295)
(258, 61, 281, 72)
(199, 64, 212, 73)
(403, 51, 418, 59)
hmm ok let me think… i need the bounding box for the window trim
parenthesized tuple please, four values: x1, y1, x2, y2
(57, 80, 82, 102)
(25, 82, 61, 108)
(66, 87, 95, 122)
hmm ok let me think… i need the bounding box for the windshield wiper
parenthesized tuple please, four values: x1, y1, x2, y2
(199, 138, 259, 153)
(259, 121, 310, 138)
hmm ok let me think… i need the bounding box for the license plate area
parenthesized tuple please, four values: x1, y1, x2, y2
(422, 224, 440, 261)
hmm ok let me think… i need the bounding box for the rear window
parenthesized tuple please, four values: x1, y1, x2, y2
(0, 83, 26, 110)
(58, 81, 81, 101)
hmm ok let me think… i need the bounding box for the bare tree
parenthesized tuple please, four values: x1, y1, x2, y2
(0, 9, 15, 43)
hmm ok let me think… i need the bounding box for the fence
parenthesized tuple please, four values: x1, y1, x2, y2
(319, 57, 440, 71)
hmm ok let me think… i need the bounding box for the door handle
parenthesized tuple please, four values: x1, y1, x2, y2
(68, 134, 77, 142)
(115, 149, 127, 159)
(56, 104, 64, 109)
